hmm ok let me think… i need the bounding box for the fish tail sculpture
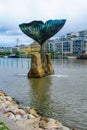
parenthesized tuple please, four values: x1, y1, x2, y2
(19, 19, 66, 77)
(19, 19, 66, 62)
(19, 19, 66, 47)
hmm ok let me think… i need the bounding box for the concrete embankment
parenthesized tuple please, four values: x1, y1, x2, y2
(0, 90, 74, 130)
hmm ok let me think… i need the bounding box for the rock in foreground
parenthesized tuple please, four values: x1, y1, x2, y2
(0, 90, 74, 130)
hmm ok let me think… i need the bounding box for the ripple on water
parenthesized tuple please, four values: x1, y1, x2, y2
(0, 58, 87, 130)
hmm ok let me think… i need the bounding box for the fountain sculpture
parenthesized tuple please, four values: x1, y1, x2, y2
(19, 19, 66, 77)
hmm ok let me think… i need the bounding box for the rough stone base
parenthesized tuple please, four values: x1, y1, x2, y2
(28, 52, 54, 78)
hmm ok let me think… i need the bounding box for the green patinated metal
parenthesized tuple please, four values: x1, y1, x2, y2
(19, 19, 66, 62)
(19, 19, 66, 46)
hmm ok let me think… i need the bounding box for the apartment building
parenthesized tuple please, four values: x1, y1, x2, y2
(45, 30, 87, 56)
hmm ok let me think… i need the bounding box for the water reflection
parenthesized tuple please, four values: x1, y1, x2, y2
(0, 58, 30, 69)
(28, 76, 67, 119)
(0, 58, 87, 130)
(28, 77, 53, 115)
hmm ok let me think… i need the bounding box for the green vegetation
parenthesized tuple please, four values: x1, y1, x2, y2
(15, 51, 20, 56)
(0, 122, 10, 130)
(0, 52, 11, 56)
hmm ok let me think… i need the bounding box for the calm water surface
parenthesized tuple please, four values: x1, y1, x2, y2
(0, 58, 87, 130)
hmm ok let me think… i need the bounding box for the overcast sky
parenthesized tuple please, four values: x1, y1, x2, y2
(0, 0, 87, 46)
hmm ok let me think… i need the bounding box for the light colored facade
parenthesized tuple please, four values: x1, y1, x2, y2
(19, 46, 31, 55)
(45, 38, 84, 55)
(45, 29, 87, 56)
(30, 41, 40, 52)
(19, 41, 40, 55)
(0, 47, 12, 53)
(0, 46, 20, 53)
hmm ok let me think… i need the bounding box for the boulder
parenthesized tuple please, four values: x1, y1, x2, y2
(28, 52, 54, 78)
(16, 118, 40, 130)
(29, 108, 39, 118)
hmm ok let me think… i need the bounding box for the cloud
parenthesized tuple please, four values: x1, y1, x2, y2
(0, 0, 87, 46)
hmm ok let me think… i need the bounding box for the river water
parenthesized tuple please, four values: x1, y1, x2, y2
(0, 58, 87, 130)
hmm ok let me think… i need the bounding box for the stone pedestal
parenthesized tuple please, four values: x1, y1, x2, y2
(28, 52, 54, 78)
